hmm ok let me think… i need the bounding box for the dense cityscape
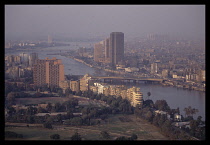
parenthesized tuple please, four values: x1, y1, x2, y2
(5, 32, 205, 140)
(5, 5, 205, 141)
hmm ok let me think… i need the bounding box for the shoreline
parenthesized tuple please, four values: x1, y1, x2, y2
(64, 55, 205, 92)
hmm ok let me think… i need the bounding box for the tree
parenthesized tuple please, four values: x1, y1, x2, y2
(66, 110, 74, 119)
(183, 106, 199, 118)
(5, 131, 23, 139)
(50, 134, 60, 140)
(65, 88, 72, 97)
(196, 116, 203, 125)
(54, 102, 62, 112)
(43, 122, 53, 129)
(154, 100, 170, 111)
(26, 107, 37, 115)
(100, 131, 111, 139)
(115, 136, 128, 140)
(161, 120, 172, 136)
(26, 115, 35, 124)
(6, 92, 16, 106)
(46, 103, 53, 112)
(189, 120, 198, 136)
(147, 92, 151, 100)
(144, 110, 153, 122)
(70, 117, 82, 126)
(143, 99, 154, 108)
(130, 133, 138, 140)
(191, 108, 199, 118)
(71, 132, 82, 140)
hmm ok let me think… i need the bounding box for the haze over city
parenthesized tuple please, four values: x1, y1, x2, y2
(5, 4, 205, 140)
(5, 5, 205, 41)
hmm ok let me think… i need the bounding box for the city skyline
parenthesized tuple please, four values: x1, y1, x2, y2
(4, 4, 206, 140)
(5, 5, 205, 41)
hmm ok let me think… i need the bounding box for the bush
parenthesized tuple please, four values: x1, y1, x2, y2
(50, 134, 60, 140)
(43, 122, 53, 129)
(71, 132, 82, 140)
(5, 131, 23, 138)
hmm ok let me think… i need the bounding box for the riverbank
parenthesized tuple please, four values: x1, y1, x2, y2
(64, 55, 205, 92)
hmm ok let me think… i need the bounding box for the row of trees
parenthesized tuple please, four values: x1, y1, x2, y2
(80, 90, 134, 114)
(134, 99, 205, 140)
(49, 131, 138, 140)
(5, 131, 23, 139)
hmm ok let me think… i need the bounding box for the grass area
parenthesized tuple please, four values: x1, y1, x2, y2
(15, 97, 72, 105)
(5, 114, 168, 140)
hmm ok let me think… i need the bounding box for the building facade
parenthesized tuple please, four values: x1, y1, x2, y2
(29, 53, 38, 66)
(94, 41, 105, 62)
(70, 80, 80, 93)
(110, 32, 124, 66)
(33, 57, 65, 88)
(80, 74, 92, 92)
(127, 87, 143, 107)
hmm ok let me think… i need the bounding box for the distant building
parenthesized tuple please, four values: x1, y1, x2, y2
(198, 70, 205, 82)
(5, 66, 19, 78)
(104, 38, 111, 64)
(14, 55, 21, 63)
(94, 41, 105, 62)
(127, 87, 143, 107)
(93, 32, 124, 66)
(70, 80, 80, 93)
(33, 57, 65, 88)
(110, 32, 124, 66)
(80, 74, 92, 92)
(48, 35, 53, 44)
(29, 53, 38, 66)
(151, 61, 160, 74)
(59, 80, 70, 93)
(162, 69, 169, 78)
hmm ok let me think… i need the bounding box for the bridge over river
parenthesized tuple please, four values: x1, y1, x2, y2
(92, 76, 165, 84)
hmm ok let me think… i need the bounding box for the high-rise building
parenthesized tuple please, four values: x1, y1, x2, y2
(33, 57, 65, 88)
(104, 38, 111, 63)
(29, 53, 38, 66)
(94, 41, 105, 62)
(151, 61, 160, 74)
(48, 35, 53, 44)
(110, 32, 124, 66)
(20, 53, 29, 66)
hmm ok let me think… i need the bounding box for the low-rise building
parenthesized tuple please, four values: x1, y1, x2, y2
(80, 74, 92, 92)
(127, 87, 143, 107)
(70, 80, 80, 93)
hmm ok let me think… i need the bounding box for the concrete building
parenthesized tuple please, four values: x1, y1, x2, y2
(59, 80, 70, 93)
(94, 83, 105, 94)
(104, 38, 111, 64)
(5, 66, 19, 78)
(14, 55, 21, 63)
(80, 74, 92, 92)
(94, 41, 105, 62)
(20, 53, 29, 65)
(29, 53, 38, 66)
(110, 32, 124, 66)
(127, 87, 143, 107)
(162, 69, 169, 78)
(33, 57, 65, 88)
(48, 35, 53, 44)
(70, 80, 80, 93)
(151, 61, 160, 74)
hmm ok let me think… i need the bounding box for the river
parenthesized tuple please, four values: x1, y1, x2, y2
(5, 43, 205, 120)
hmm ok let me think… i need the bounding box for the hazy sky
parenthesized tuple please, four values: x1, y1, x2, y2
(5, 5, 205, 40)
